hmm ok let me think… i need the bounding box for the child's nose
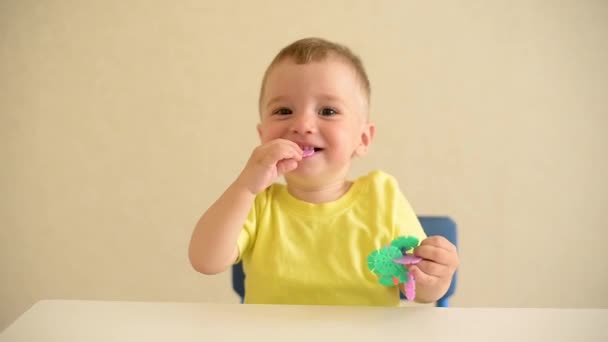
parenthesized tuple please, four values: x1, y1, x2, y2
(290, 113, 317, 135)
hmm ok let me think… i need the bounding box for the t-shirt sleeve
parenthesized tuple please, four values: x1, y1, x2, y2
(386, 174, 427, 246)
(235, 205, 256, 263)
(394, 191, 427, 246)
(234, 188, 268, 263)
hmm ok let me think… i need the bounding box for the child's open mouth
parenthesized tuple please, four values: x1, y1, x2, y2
(301, 146, 323, 158)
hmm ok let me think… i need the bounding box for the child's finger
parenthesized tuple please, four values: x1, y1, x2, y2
(277, 139, 304, 157)
(419, 236, 457, 253)
(280, 142, 304, 161)
(290, 146, 304, 160)
(413, 244, 453, 266)
(276, 159, 298, 176)
(414, 260, 449, 278)
(261, 144, 301, 165)
(408, 265, 439, 287)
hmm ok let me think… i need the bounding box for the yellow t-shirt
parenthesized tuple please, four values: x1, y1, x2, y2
(236, 170, 426, 306)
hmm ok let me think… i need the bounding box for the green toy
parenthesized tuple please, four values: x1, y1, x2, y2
(367, 236, 421, 300)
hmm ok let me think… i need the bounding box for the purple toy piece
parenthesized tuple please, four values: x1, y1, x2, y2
(404, 272, 416, 300)
(393, 255, 422, 265)
(395, 254, 420, 301)
(302, 147, 315, 158)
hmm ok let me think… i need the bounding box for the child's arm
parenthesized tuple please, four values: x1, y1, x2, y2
(408, 236, 459, 303)
(188, 181, 255, 274)
(188, 139, 303, 274)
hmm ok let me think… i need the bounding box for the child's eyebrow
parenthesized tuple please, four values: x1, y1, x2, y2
(265, 93, 348, 108)
(317, 94, 345, 104)
(265, 96, 289, 108)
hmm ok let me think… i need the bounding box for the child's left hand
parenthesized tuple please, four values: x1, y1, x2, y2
(406, 236, 460, 303)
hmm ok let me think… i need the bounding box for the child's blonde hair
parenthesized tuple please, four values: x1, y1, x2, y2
(259, 37, 371, 108)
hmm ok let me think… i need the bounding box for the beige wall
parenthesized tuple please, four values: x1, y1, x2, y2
(2, 0, 607, 330)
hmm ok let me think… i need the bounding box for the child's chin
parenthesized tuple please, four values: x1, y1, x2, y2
(285, 165, 324, 179)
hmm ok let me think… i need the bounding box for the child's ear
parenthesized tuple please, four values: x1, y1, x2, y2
(256, 124, 262, 140)
(354, 122, 375, 157)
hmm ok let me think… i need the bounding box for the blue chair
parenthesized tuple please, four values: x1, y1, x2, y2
(232, 216, 458, 307)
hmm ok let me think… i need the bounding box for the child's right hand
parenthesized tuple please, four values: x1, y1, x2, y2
(236, 139, 303, 195)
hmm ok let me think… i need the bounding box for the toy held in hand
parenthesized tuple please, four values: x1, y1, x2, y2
(367, 236, 421, 301)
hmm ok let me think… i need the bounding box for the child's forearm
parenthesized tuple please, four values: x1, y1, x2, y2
(188, 181, 256, 274)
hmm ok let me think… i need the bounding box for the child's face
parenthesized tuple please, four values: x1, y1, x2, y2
(258, 57, 374, 183)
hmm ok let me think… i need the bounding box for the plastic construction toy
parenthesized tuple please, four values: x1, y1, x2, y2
(302, 147, 315, 158)
(367, 236, 422, 301)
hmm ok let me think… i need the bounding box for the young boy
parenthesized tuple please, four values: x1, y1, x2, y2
(189, 37, 459, 306)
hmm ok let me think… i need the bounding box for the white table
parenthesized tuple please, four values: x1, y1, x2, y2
(1, 300, 606, 341)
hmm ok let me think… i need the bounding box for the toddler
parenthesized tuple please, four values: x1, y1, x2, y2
(189, 37, 459, 306)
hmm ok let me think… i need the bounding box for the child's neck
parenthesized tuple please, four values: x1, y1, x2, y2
(286, 178, 353, 204)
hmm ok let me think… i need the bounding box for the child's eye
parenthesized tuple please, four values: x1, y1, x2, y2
(273, 108, 292, 115)
(319, 107, 338, 116)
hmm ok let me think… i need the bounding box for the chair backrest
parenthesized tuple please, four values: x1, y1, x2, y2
(232, 259, 246, 302)
(232, 216, 458, 307)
